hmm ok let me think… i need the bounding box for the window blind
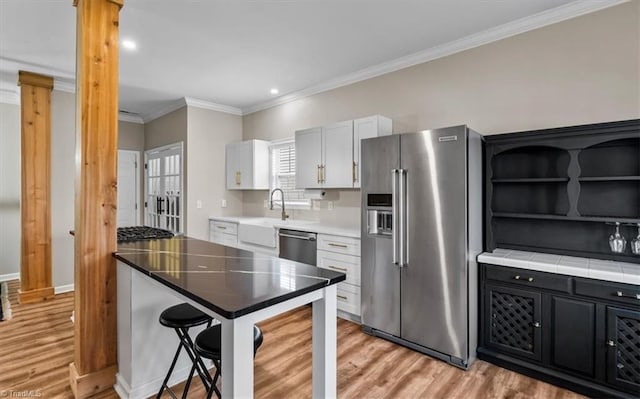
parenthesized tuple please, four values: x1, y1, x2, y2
(270, 141, 310, 207)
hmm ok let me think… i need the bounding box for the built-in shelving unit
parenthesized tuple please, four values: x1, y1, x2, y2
(485, 119, 640, 263)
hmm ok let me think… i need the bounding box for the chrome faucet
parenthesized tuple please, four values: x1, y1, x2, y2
(270, 188, 289, 221)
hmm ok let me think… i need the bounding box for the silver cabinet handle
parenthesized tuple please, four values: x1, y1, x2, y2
(217, 226, 227, 230)
(328, 243, 348, 248)
(328, 265, 348, 272)
(615, 291, 640, 300)
(337, 294, 348, 301)
(392, 169, 398, 265)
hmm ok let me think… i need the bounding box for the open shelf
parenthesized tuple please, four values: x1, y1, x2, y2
(492, 146, 570, 180)
(492, 212, 640, 224)
(579, 176, 640, 182)
(579, 138, 640, 177)
(492, 177, 569, 183)
(486, 120, 640, 262)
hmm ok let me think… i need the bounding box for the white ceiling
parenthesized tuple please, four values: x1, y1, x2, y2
(0, 0, 622, 120)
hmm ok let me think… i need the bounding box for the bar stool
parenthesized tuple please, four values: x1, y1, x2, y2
(188, 324, 264, 399)
(156, 303, 213, 399)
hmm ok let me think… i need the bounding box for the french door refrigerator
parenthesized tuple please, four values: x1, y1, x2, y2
(360, 125, 482, 369)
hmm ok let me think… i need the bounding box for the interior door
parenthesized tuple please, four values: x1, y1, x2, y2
(117, 150, 139, 227)
(400, 126, 468, 360)
(322, 120, 353, 188)
(145, 143, 183, 234)
(295, 127, 322, 188)
(361, 134, 401, 336)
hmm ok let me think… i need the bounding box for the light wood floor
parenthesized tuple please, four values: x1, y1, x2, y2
(0, 280, 584, 398)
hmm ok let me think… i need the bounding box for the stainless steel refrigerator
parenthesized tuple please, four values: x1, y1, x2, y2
(360, 125, 482, 369)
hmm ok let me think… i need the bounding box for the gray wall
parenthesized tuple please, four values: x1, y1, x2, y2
(144, 107, 188, 231)
(119, 120, 145, 223)
(0, 102, 21, 279)
(186, 106, 243, 240)
(51, 90, 76, 290)
(241, 1, 640, 227)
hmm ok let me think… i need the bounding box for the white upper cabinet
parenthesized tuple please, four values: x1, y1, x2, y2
(295, 116, 392, 189)
(225, 139, 270, 190)
(295, 127, 323, 189)
(353, 116, 392, 188)
(322, 121, 354, 188)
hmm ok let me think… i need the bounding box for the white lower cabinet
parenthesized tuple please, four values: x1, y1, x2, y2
(209, 220, 238, 247)
(317, 234, 361, 318)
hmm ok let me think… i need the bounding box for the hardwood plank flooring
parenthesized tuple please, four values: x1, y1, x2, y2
(0, 280, 584, 398)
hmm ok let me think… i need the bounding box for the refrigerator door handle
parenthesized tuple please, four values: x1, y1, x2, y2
(400, 168, 408, 267)
(392, 169, 398, 265)
(398, 168, 405, 267)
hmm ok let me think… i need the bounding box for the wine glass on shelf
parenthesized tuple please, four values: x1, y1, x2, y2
(609, 222, 627, 254)
(631, 223, 640, 256)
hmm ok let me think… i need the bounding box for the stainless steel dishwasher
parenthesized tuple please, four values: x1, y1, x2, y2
(278, 229, 317, 266)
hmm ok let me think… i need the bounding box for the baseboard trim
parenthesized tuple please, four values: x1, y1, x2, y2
(69, 362, 117, 399)
(55, 284, 75, 294)
(18, 286, 55, 304)
(0, 273, 19, 282)
(114, 362, 215, 399)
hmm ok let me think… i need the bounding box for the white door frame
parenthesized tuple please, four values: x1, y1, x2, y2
(118, 149, 141, 226)
(144, 142, 184, 233)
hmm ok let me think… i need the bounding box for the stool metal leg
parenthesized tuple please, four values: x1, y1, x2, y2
(176, 327, 212, 389)
(156, 341, 183, 399)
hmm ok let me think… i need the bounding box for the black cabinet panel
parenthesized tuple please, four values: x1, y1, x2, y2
(606, 307, 640, 392)
(485, 264, 572, 293)
(550, 296, 596, 377)
(575, 278, 640, 307)
(485, 284, 542, 361)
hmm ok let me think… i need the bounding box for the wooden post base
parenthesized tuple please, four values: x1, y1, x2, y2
(69, 362, 117, 399)
(18, 286, 54, 304)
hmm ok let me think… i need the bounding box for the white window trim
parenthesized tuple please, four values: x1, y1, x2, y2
(269, 138, 311, 210)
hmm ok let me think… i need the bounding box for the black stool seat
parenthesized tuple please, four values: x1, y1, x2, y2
(195, 324, 263, 359)
(159, 303, 211, 329)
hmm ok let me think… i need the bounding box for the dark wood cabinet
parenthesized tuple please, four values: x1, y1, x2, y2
(606, 306, 640, 392)
(485, 284, 542, 361)
(549, 296, 597, 378)
(485, 119, 640, 263)
(479, 263, 640, 398)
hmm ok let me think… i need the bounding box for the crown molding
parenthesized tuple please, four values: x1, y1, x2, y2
(54, 79, 76, 93)
(141, 98, 187, 123)
(184, 97, 242, 116)
(0, 89, 19, 105)
(118, 112, 144, 124)
(241, 0, 629, 115)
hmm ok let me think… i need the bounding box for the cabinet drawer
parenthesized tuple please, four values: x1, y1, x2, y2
(210, 232, 238, 247)
(318, 234, 360, 256)
(484, 264, 572, 293)
(575, 278, 640, 307)
(337, 283, 360, 316)
(317, 250, 360, 286)
(210, 220, 238, 235)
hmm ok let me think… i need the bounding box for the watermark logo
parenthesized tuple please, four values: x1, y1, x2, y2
(0, 390, 43, 398)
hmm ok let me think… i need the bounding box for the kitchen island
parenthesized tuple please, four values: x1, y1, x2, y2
(114, 236, 345, 399)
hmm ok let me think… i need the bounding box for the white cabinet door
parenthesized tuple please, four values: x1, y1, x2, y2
(295, 127, 323, 188)
(225, 140, 269, 190)
(322, 120, 353, 188)
(353, 116, 392, 188)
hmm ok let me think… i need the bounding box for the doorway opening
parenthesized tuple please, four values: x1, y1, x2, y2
(144, 142, 184, 234)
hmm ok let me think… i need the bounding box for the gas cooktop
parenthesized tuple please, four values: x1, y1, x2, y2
(117, 226, 174, 243)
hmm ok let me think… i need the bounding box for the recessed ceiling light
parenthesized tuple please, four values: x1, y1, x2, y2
(121, 39, 137, 50)
(270, 88, 279, 95)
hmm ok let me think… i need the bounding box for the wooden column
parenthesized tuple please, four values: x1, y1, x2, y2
(70, 0, 123, 397)
(17, 71, 55, 305)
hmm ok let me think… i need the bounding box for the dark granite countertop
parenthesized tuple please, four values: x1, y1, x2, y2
(114, 237, 346, 319)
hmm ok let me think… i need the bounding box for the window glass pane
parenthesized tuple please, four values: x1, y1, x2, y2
(270, 140, 310, 208)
